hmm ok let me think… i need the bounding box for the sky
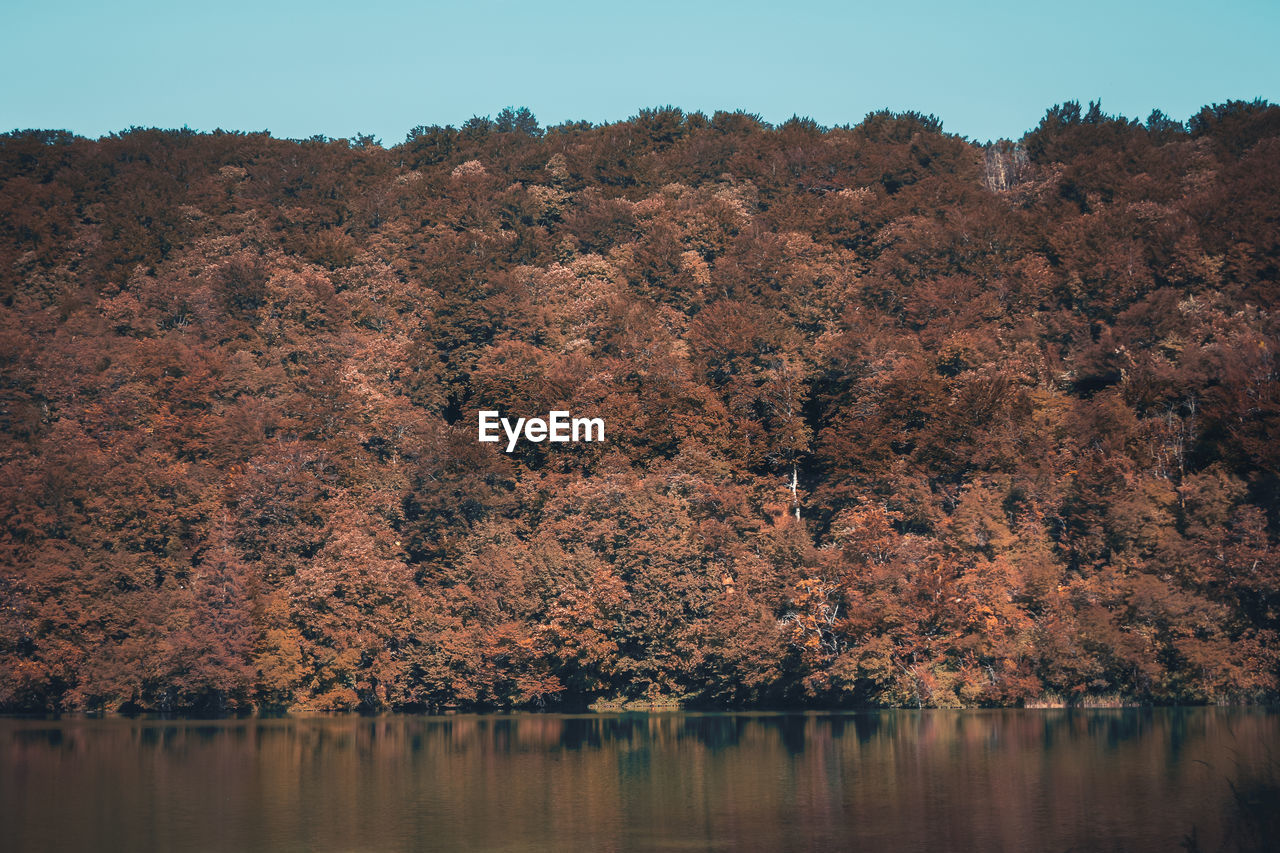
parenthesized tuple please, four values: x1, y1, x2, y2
(3, 0, 1277, 144)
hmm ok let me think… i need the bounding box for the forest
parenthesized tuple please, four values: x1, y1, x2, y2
(1, 100, 1277, 714)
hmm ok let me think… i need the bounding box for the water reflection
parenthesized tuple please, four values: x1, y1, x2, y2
(2, 709, 1275, 852)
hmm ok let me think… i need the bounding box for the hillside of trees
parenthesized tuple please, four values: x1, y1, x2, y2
(1, 101, 1278, 714)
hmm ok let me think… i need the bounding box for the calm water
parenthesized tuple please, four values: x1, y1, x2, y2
(3, 709, 1277, 852)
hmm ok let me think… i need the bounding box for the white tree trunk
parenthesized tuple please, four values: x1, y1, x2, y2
(791, 464, 800, 520)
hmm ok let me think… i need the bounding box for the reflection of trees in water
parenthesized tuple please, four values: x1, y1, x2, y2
(3, 710, 1276, 851)
(1223, 754, 1280, 852)
(1183, 725, 1280, 853)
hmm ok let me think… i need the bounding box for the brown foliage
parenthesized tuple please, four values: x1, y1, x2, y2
(1, 103, 1278, 712)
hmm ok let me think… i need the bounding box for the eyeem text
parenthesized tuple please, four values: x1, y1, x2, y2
(478, 410, 605, 452)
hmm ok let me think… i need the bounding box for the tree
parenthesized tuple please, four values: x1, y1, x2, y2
(495, 106, 542, 137)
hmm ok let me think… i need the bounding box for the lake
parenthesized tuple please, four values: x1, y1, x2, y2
(3, 708, 1276, 851)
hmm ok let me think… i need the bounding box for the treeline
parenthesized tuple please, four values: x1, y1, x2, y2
(1, 100, 1278, 713)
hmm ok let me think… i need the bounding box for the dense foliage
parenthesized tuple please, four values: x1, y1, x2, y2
(2, 101, 1278, 713)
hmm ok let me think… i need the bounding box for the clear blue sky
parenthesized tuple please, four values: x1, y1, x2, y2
(3, 0, 1276, 143)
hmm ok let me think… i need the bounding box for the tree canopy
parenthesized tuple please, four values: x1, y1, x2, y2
(1, 101, 1278, 713)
